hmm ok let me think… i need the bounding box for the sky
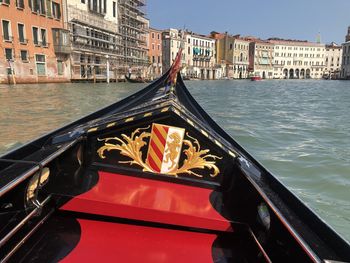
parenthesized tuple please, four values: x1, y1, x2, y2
(147, 0, 350, 44)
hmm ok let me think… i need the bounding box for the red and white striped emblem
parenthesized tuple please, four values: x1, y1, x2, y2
(146, 123, 185, 174)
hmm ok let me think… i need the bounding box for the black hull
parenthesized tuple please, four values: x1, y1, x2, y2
(1, 65, 349, 262)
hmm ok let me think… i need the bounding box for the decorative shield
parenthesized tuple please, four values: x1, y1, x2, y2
(146, 124, 185, 173)
(97, 123, 221, 178)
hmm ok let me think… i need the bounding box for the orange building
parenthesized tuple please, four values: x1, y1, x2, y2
(0, 0, 70, 84)
(148, 27, 162, 79)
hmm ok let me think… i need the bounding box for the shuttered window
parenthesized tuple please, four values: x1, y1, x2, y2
(18, 24, 25, 43)
(57, 60, 63, 75)
(5, 48, 13, 61)
(2, 20, 11, 41)
(32, 27, 39, 45)
(35, 54, 46, 76)
(20, 50, 28, 61)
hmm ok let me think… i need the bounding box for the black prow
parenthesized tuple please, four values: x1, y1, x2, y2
(0, 61, 349, 262)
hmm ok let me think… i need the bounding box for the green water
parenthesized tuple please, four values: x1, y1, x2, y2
(0, 80, 349, 242)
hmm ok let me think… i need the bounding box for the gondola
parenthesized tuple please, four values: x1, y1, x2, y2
(125, 75, 147, 83)
(0, 50, 350, 263)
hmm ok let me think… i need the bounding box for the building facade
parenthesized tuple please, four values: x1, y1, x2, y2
(249, 40, 274, 79)
(185, 31, 216, 79)
(213, 32, 250, 79)
(0, 0, 70, 84)
(162, 28, 185, 73)
(341, 26, 350, 79)
(162, 29, 217, 79)
(324, 42, 342, 79)
(148, 27, 162, 79)
(269, 39, 325, 79)
(66, 0, 148, 81)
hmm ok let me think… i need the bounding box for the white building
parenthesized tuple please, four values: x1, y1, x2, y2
(162, 29, 218, 79)
(162, 28, 185, 72)
(341, 26, 350, 79)
(185, 32, 217, 79)
(324, 42, 342, 79)
(269, 39, 326, 79)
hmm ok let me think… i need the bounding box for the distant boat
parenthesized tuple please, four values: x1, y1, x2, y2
(125, 75, 148, 83)
(251, 74, 262, 81)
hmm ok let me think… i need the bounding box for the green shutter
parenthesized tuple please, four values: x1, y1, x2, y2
(36, 63, 46, 75)
(57, 61, 63, 75)
(46, 0, 51, 16)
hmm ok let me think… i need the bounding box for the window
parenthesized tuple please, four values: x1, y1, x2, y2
(52, 2, 61, 19)
(152, 33, 155, 39)
(2, 20, 11, 41)
(157, 44, 160, 50)
(81, 0, 85, 3)
(32, 27, 39, 45)
(32, 0, 45, 14)
(20, 50, 28, 61)
(112, 1, 116, 17)
(46, 0, 52, 16)
(16, 0, 24, 8)
(35, 54, 46, 75)
(157, 34, 160, 40)
(57, 60, 63, 75)
(1, 0, 10, 4)
(18, 23, 26, 43)
(152, 56, 155, 63)
(41, 28, 47, 47)
(5, 48, 13, 60)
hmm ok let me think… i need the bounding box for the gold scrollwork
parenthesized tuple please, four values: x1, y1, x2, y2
(97, 126, 221, 178)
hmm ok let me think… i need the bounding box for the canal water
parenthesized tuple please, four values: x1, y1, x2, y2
(0, 79, 349, 242)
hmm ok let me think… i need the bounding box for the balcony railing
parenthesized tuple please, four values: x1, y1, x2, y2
(54, 44, 71, 54)
(52, 28, 71, 54)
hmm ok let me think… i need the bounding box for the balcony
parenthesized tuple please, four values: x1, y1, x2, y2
(52, 28, 71, 54)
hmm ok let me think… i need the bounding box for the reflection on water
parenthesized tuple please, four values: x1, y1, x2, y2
(1, 79, 350, 241)
(0, 82, 143, 153)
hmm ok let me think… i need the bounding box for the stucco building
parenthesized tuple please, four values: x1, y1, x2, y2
(162, 28, 185, 73)
(148, 28, 162, 79)
(324, 42, 342, 79)
(269, 38, 325, 79)
(185, 31, 217, 79)
(162, 29, 217, 79)
(0, 0, 70, 84)
(249, 39, 274, 79)
(213, 32, 250, 79)
(341, 27, 350, 79)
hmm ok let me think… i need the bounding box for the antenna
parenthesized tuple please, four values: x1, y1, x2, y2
(316, 31, 321, 43)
